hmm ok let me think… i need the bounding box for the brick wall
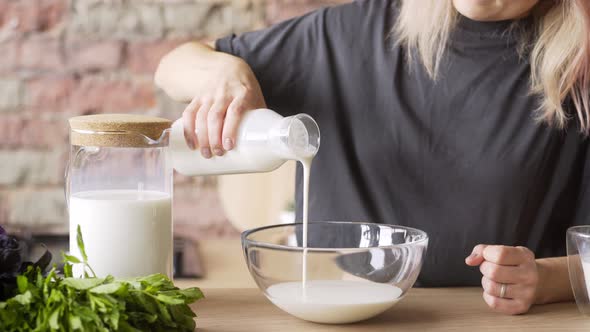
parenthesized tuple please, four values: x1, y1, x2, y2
(0, 0, 344, 239)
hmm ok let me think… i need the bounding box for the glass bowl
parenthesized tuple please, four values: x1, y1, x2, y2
(567, 226, 590, 316)
(241, 221, 428, 324)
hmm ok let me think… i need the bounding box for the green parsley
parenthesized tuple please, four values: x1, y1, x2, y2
(0, 225, 203, 331)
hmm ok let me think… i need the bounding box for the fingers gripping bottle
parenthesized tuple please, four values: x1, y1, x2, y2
(169, 109, 320, 176)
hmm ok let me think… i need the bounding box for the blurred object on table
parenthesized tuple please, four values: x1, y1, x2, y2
(173, 236, 203, 278)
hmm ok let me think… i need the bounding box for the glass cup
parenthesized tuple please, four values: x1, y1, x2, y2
(567, 225, 590, 315)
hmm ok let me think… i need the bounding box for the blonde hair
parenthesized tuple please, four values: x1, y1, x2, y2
(394, 0, 590, 133)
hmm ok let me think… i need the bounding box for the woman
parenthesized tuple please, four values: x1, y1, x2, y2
(155, 0, 590, 314)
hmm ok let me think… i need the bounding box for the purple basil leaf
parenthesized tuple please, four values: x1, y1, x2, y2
(0, 234, 23, 274)
(0, 234, 19, 250)
(0, 225, 5, 235)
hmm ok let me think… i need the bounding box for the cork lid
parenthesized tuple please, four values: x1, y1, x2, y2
(69, 114, 172, 148)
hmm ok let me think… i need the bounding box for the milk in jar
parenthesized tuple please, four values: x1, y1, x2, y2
(67, 114, 173, 278)
(69, 190, 172, 278)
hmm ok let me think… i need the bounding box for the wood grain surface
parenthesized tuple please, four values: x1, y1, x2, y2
(188, 288, 589, 331)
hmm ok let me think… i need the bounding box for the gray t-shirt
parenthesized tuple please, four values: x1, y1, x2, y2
(216, 0, 589, 286)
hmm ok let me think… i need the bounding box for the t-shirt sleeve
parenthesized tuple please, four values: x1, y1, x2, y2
(215, 2, 363, 116)
(215, 9, 330, 116)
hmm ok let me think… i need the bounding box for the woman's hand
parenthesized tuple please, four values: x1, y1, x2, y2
(155, 42, 267, 158)
(465, 244, 539, 315)
(180, 57, 266, 158)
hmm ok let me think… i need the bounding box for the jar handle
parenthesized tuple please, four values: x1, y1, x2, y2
(64, 147, 85, 210)
(64, 159, 71, 210)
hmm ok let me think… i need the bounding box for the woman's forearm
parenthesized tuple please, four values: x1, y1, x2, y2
(154, 41, 246, 102)
(535, 256, 573, 304)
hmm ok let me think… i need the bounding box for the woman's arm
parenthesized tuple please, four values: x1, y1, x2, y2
(155, 42, 252, 102)
(535, 256, 573, 304)
(154, 42, 266, 156)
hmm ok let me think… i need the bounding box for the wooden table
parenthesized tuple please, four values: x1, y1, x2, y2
(187, 288, 589, 331)
(177, 239, 590, 331)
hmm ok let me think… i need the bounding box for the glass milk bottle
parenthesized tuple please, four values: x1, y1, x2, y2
(170, 109, 320, 175)
(66, 114, 173, 278)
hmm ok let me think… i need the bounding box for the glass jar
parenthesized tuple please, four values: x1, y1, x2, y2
(66, 114, 173, 278)
(567, 226, 590, 316)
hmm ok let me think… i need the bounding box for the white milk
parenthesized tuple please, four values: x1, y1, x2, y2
(266, 280, 403, 324)
(69, 190, 172, 278)
(583, 260, 590, 297)
(301, 157, 312, 290)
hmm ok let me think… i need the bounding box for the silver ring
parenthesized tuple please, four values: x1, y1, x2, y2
(499, 283, 507, 299)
